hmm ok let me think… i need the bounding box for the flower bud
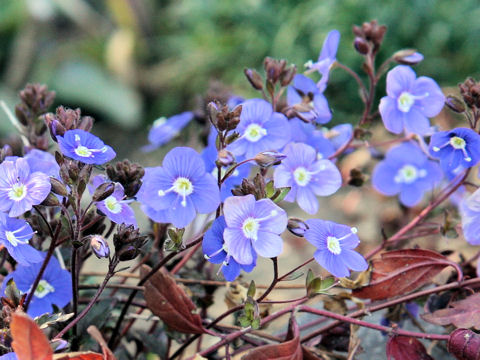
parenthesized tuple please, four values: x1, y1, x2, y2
(40, 192, 61, 207)
(244, 68, 264, 90)
(287, 218, 308, 237)
(353, 37, 369, 55)
(88, 235, 110, 259)
(280, 65, 297, 87)
(0, 145, 12, 163)
(49, 177, 68, 197)
(393, 49, 424, 65)
(92, 182, 115, 202)
(217, 149, 235, 167)
(207, 101, 220, 127)
(254, 151, 286, 168)
(445, 95, 466, 113)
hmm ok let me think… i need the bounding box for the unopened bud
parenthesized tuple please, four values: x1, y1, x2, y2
(40, 192, 61, 206)
(287, 218, 308, 237)
(280, 65, 297, 87)
(207, 101, 220, 127)
(217, 149, 235, 167)
(393, 49, 424, 65)
(354, 37, 369, 55)
(254, 151, 286, 168)
(447, 328, 480, 360)
(88, 235, 110, 259)
(92, 182, 115, 202)
(50, 177, 68, 197)
(244, 69, 264, 90)
(445, 95, 466, 113)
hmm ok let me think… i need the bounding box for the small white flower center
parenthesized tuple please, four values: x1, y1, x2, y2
(242, 217, 260, 240)
(74, 145, 93, 157)
(104, 196, 122, 214)
(5, 231, 20, 246)
(449, 136, 466, 150)
(327, 236, 342, 255)
(397, 92, 415, 113)
(244, 123, 267, 142)
(153, 116, 167, 127)
(8, 183, 27, 201)
(394, 164, 426, 184)
(157, 177, 194, 207)
(293, 167, 311, 186)
(34, 280, 55, 299)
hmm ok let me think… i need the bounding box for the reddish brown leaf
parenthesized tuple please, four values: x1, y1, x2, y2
(386, 336, 433, 360)
(87, 326, 116, 360)
(422, 293, 480, 330)
(448, 328, 480, 360)
(242, 314, 302, 360)
(11, 311, 53, 360)
(52, 353, 104, 360)
(353, 249, 455, 301)
(141, 265, 204, 334)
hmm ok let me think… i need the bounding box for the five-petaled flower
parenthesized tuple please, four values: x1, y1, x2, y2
(57, 129, 116, 165)
(429, 127, 480, 172)
(137, 147, 220, 228)
(304, 219, 368, 278)
(1, 254, 72, 318)
(227, 99, 290, 159)
(202, 216, 256, 281)
(274, 143, 342, 214)
(222, 195, 287, 265)
(0, 213, 42, 265)
(372, 142, 442, 207)
(143, 111, 194, 152)
(379, 65, 445, 135)
(0, 158, 51, 217)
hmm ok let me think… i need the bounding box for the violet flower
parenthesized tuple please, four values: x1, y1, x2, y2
(143, 111, 194, 152)
(460, 188, 480, 245)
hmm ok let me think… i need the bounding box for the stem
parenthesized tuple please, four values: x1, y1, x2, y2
(256, 257, 278, 302)
(335, 62, 368, 101)
(221, 158, 255, 184)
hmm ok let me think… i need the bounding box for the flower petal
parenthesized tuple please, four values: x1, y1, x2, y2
(252, 231, 283, 258)
(223, 228, 253, 265)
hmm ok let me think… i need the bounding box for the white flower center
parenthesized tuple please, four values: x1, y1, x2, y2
(242, 217, 260, 240)
(327, 236, 342, 255)
(74, 145, 92, 157)
(158, 177, 194, 207)
(433, 135, 472, 162)
(397, 91, 415, 113)
(104, 196, 122, 214)
(293, 167, 311, 186)
(34, 280, 55, 299)
(449, 136, 466, 150)
(9, 183, 27, 201)
(244, 124, 267, 142)
(153, 116, 167, 127)
(394, 164, 426, 184)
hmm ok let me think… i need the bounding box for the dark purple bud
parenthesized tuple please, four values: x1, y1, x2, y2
(448, 328, 480, 360)
(354, 37, 369, 55)
(287, 218, 308, 237)
(280, 65, 297, 87)
(89, 235, 110, 259)
(254, 151, 286, 168)
(244, 68, 264, 90)
(92, 182, 115, 202)
(445, 95, 466, 113)
(50, 177, 68, 197)
(40, 192, 60, 207)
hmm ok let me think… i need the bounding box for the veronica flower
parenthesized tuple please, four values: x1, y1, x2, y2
(25, 149, 60, 178)
(379, 65, 445, 135)
(288, 119, 335, 158)
(429, 128, 480, 171)
(304, 219, 368, 278)
(273, 143, 342, 214)
(227, 99, 290, 159)
(460, 188, 480, 245)
(322, 123, 353, 151)
(90, 176, 137, 227)
(0, 213, 42, 265)
(0, 353, 17, 360)
(305, 29, 340, 92)
(137, 147, 220, 228)
(1, 254, 72, 318)
(223, 195, 287, 265)
(143, 111, 194, 152)
(372, 142, 442, 207)
(0, 158, 51, 217)
(57, 129, 116, 165)
(287, 74, 331, 124)
(203, 216, 256, 281)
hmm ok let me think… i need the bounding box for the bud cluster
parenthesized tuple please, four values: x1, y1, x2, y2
(244, 58, 296, 93)
(207, 101, 242, 133)
(106, 160, 145, 198)
(459, 77, 480, 109)
(44, 106, 94, 141)
(353, 20, 387, 55)
(113, 224, 148, 261)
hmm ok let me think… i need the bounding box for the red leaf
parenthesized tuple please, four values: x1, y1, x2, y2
(447, 328, 480, 360)
(353, 249, 455, 301)
(11, 312, 53, 360)
(141, 265, 204, 334)
(242, 314, 303, 360)
(422, 293, 480, 330)
(386, 336, 433, 360)
(52, 353, 104, 360)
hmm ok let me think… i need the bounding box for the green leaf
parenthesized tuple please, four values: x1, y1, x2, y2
(265, 181, 275, 198)
(272, 187, 290, 203)
(247, 280, 256, 298)
(282, 271, 304, 281)
(306, 269, 315, 287)
(251, 318, 260, 330)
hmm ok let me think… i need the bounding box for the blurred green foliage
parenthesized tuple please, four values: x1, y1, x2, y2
(0, 0, 479, 134)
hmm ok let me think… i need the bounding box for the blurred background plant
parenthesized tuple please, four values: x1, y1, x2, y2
(0, 0, 479, 157)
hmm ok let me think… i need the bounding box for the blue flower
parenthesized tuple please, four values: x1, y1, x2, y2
(273, 143, 342, 214)
(223, 195, 287, 264)
(0, 353, 17, 360)
(137, 147, 220, 228)
(429, 128, 480, 172)
(0, 158, 51, 217)
(94, 182, 137, 227)
(322, 124, 353, 151)
(57, 129, 116, 165)
(227, 99, 290, 159)
(1, 254, 72, 318)
(304, 219, 368, 278)
(372, 142, 442, 207)
(24, 149, 60, 178)
(0, 213, 42, 265)
(202, 216, 256, 281)
(460, 188, 480, 245)
(305, 30, 340, 92)
(288, 119, 335, 158)
(143, 111, 194, 152)
(379, 65, 445, 135)
(287, 74, 331, 124)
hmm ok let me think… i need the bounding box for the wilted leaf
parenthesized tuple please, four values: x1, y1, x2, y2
(242, 314, 302, 360)
(447, 328, 480, 360)
(11, 312, 53, 360)
(37, 312, 74, 329)
(353, 249, 455, 301)
(52, 353, 104, 360)
(386, 336, 433, 360)
(422, 293, 480, 330)
(87, 325, 116, 360)
(141, 265, 204, 334)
